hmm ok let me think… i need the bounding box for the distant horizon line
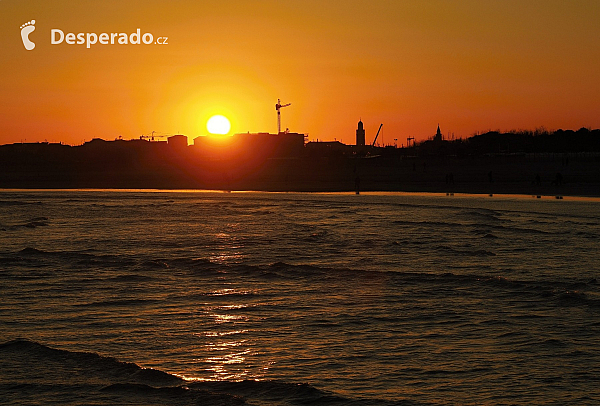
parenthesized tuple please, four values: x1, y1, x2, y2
(3, 125, 599, 148)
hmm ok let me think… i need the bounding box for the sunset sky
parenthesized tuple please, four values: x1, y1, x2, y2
(1, 0, 599, 146)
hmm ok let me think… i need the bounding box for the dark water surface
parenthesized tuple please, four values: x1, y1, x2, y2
(1, 190, 599, 405)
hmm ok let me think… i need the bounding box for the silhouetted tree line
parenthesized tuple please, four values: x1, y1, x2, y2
(416, 127, 600, 156)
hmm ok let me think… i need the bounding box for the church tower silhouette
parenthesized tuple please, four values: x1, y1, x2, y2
(356, 120, 365, 146)
(435, 124, 442, 142)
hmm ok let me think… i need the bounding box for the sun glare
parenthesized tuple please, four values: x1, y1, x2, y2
(207, 115, 231, 135)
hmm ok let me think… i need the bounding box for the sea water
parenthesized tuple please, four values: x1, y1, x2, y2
(1, 190, 599, 405)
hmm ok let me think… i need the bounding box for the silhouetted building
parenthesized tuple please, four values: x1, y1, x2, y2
(356, 120, 365, 146)
(168, 134, 188, 150)
(435, 124, 442, 142)
(306, 141, 350, 156)
(193, 132, 304, 160)
(237, 132, 304, 158)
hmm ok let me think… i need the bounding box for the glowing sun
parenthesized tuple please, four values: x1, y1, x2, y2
(207, 115, 231, 135)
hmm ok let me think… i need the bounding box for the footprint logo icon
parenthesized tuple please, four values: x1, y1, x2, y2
(20, 20, 36, 50)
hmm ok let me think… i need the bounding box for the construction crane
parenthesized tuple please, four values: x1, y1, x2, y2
(139, 131, 167, 141)
(371, 124, 383, 147)
(275, 99, 291, 134)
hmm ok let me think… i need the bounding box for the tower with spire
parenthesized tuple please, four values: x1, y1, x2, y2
(356, 119, 365, 146)
(435, 124, 442, 142)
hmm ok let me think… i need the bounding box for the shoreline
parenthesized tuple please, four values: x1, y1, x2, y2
(2, 183, 599, 200)
(2, 148, 599, 198)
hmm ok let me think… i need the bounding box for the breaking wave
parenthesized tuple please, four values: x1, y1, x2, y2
(0, 339, 396, 405)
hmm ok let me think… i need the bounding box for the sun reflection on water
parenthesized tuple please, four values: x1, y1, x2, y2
(204, 348, 254, 380)
(215, 314, 247, 324)
(209, 252, 244, 264)
(196, 329, 249, 337)
(187, 275, 269, 382)
(191, 298, 263, 381)
(209, 231, 244, 264)
(206, 288, 252, 296)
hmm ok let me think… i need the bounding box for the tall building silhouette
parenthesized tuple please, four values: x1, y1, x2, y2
(435, 124, 442, 142)
(356, 120, 365, 146)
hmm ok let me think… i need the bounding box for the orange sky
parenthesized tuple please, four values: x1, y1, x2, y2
(1, 0, 599, 146)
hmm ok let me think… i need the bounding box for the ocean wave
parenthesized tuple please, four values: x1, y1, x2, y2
(0, 199, 43, 206)
(0, 339, 181, 387)
(390, 217, 554, 238)
(392, 219, 465, 229)
(9, 248, 161, 269)
(575, 230, 599, 239)
(0, 340, 391, 405)
(5, 248, 600, 311)
(19, 247, 50, 255)
(100, 383, 246, 405)
(74, 298, 159, 308)
(188, 380, 395, 405)
(108, 274, 155, 282)
(302, 230, 330, 243)
(435, 245, 496, 257)
(5, 248, 130, 270)
(459, 209, 504, 223)
(1, 217, 50, 231)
